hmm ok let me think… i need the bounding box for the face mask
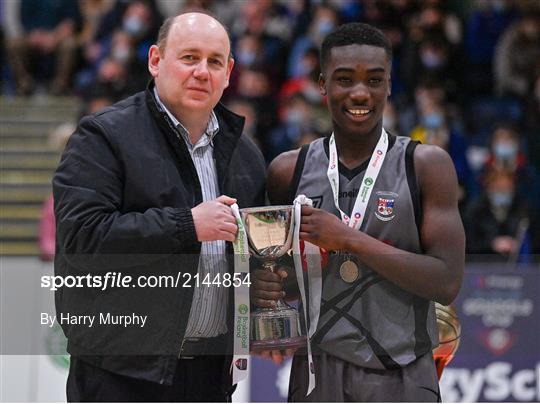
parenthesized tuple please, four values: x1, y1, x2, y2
(112, 46, 131, 63)
(489, 191, 513, 208)
(316, 19, 335, 37)
(423, 112, 443, 129)
(124, 16, 146, 36)
(238, 50, 256, 66)
(285, 109, 305, 125)
(421, 50, 444, 69)
(493, 142, 518, 161)
(303, 86, 322, 103)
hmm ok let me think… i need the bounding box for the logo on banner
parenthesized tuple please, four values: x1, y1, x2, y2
(364, 177, 373, 186)
(235, 358, 247, 370)
(477, 328, 518, 356)
(375, 191, 398, 221)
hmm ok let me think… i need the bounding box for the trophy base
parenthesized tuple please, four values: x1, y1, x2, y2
(250, 302, 306, 352)
(250, 335, 307, 352)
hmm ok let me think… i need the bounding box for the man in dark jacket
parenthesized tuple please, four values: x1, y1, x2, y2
(53, 12, 266, 402)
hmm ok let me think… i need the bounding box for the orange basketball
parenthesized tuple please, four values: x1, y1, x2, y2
(433, 303, 461, 379)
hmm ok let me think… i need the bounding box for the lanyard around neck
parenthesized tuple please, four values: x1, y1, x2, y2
(326, 129, 389, 230)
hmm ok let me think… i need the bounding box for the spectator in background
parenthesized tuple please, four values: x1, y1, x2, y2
(230, 66, 277, 156)
(229, 1, 287, 82)
(76, 0, 160, 96)
(287, 4, 339, 78)
(401, 2, 463, 101)
(464, 0, 518, 96)
(465, 168, 532, 262)
(266, 93, 313, 161)
(481, 123, 539, 214)
(494, 12, 540, 98)
(7, 0, 80, 95)
(409, 100, 475, 207)
(280, 46, 324, 105)
(77, 0, 114, 54)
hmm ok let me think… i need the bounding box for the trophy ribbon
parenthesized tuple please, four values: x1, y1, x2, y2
(293, 195, 322, 395)
(230, 204, 251, 384)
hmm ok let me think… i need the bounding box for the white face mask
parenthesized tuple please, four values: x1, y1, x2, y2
(489, 191, 513, 208)
(493, 142, 518, 161)
(112, 46, 131, 63)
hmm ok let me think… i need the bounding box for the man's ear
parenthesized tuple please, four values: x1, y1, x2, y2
(387, 78, 392, 97)
(148, 45, 161, 78)
(224, 57, 235, 88)
(319, 73, 327, 95)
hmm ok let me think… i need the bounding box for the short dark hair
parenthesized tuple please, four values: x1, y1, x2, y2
(156, 12, 232, 58)
(320, 23, 392, 72)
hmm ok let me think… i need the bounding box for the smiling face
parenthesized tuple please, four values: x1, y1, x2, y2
(148, 13, 234, 119)
(319, 44, 391, 139)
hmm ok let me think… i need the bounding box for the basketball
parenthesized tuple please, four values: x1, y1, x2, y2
(433, 303, 461, 379)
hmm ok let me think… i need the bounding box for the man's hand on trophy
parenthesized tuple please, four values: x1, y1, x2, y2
(256, 348, 296, 365)
(250, 268, 287, 308)
(300, 205, 351, 251)
(192, 195, 238, 242)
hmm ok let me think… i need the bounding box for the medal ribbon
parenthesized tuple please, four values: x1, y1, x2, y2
(230, 204, 250, 384)
(293, 195, 322, 395)
(327, 129, 389, 230)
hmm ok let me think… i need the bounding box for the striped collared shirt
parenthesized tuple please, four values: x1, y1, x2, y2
(154, 88, 228, 338)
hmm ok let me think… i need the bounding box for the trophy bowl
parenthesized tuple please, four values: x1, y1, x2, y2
(240, 206, 307, 352)
(433, 303, 461, 379)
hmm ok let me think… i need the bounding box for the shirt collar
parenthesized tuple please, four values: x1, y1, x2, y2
(153, 87, 219, 144)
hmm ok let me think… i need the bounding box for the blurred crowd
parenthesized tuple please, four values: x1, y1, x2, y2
(1, 0, 539, 262)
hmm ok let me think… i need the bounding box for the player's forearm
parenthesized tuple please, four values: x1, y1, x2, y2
(344, 231, 461, 305)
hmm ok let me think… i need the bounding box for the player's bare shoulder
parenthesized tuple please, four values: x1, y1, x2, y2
(267, 149, 301, 205)
(413, 143, 459, 204)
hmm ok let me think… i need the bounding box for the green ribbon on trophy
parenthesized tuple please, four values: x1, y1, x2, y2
(230, 204, 251, 384)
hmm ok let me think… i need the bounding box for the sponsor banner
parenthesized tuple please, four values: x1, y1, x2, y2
(440, 264, 540, 402)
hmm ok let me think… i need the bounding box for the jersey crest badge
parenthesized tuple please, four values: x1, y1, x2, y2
(375, 191, 397, 221)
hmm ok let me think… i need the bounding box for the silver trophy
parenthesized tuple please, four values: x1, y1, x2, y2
(240, 205, 307, 351)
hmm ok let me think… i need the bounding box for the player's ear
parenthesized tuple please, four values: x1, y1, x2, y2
(319, 74, 327, 96)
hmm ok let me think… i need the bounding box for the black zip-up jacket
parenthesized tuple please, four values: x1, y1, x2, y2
(53, 82, 266, 385)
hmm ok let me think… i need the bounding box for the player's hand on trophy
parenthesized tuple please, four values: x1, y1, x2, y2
(300, 206, 350, 251)
(192, 195, 238, 242)
(256, 348, 296, 365)
(250, 267, 288, 308)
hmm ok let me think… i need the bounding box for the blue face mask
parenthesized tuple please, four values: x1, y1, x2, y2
(238, 50, 256, 66)
(493, 142, 518, 161)
(285, 109, 305, 126)
(489, 191, 513, 208)
(316, 19, 335, 37)
(423, 112, 444, 129)
(124, 17, 145, 36)
(421, 50, 444, 69)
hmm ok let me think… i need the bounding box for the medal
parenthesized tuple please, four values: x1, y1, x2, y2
(339, 259, 359, 283)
